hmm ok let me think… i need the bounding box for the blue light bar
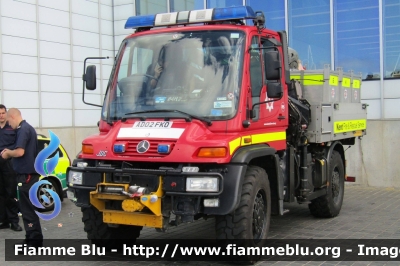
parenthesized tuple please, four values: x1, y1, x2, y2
(125, 6, 256, 29)
(125, 14, 155, 29)
(212, 6, 256, 21)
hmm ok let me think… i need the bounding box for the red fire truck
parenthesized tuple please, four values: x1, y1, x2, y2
(67, 6, 367, 249)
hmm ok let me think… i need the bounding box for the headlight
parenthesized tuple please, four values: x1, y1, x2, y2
(69, 171, 83, 185)
(186, 177, 218, 192)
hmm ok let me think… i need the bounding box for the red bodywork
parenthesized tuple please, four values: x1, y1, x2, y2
(81, 24, 289, 163)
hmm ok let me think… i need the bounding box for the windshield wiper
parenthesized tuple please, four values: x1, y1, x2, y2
(124, 109, 212, 126)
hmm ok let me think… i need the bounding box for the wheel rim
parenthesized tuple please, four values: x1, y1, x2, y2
(252, 189, 267, 242)
(38, 183, 56, 208)
(331, 166, 341, 204)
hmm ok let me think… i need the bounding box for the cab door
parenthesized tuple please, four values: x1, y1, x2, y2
(249, 35, 286, 129)
(248, 35, 264, 123)
(258, 37, 287, 127)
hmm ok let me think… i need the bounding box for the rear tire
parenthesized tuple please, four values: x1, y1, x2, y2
(81, 206, 142, 248)
(309, 150, 345, 218)
(216, 166, 271, 246)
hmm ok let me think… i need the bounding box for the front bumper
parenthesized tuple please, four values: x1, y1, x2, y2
(67, 163, 247, 223)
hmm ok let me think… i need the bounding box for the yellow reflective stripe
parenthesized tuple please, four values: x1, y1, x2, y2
(252, 131, 286, 144)
(353, 79, 361, 89)
(228, 131, 286, 155)
(229, 137, 241, 155)
(334, 119, 366, 133)
(301, 74, 324, 85)
(241, 135, 252, 146)
(329, 75, 338, 86)
(342, 77, 351, 88)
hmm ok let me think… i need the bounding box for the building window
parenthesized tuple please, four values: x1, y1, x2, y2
(170, 0, 204, 12)
(288, 0, 331, 70)
(384, 0, 400, 79)
(136, 0, 167, 15)
(246, 0, 285, 31)
(207, 0, 243, 8)
(334, 0, 379, 80)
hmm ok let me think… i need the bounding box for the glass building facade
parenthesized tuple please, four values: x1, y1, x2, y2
(334, 0, 380, 79)
(384, 0, 400, 78)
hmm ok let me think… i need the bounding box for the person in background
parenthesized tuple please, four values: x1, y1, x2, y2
(1, 108, 43, 246)
(0, 104, 22, 231)
(288, 47, 306, 70)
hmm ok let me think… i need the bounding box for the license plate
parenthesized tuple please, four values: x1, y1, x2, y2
(67, 190, 75, 200)
(133, 121, 173, 128)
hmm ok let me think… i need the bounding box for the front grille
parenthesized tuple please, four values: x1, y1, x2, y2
(117, 139, 176, 157)
(112, 173, 159, 192)
(82, 172, 102, 187)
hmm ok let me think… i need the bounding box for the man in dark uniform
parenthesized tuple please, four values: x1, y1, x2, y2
(1, 108, 42, 245)
(0, 104, 22, 231)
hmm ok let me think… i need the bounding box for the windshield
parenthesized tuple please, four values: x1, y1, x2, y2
(102, 30, 245, 122)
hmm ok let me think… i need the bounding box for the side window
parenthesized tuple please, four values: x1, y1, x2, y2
(118, 46, 131, 81)
(117, 46, 154, 84)
(249, 36, 263, 97)
(261, 38, 277, 81)
(38, 140, 63, 158)
(37, 139, 46, 151)
(117, 46, 154, 98)
(132, 47, 153, 76)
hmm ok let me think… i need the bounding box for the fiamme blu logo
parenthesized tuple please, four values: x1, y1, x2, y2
(29, 130, 62, 221)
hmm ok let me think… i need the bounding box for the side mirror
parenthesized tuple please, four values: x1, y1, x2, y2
(264, 51, 281, 80)
(84, 65, 96, 90)
(267, 82, 283, 98)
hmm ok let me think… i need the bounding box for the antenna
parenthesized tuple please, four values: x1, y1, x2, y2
(393, 53, 400, 73)
(306, 45, 316, 70)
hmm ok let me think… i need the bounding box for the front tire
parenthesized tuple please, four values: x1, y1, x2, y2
(309, 150, 345, 218)
(36, 179, 59, 212)
(216, 166, 271, 246)
(82, 206, 142, 248)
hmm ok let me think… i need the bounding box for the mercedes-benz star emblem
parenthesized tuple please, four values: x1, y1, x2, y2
(137, 140, 150, 153)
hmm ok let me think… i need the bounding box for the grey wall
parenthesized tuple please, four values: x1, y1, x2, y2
(346, 120, 400, 188)
(0, 0, 113, 127)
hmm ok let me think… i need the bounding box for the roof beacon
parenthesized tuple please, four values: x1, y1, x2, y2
(125, 6, 256, 30)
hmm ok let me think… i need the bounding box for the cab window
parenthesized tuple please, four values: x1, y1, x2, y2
(37, 139, 63, 158)
(249, 36, 263, 97)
